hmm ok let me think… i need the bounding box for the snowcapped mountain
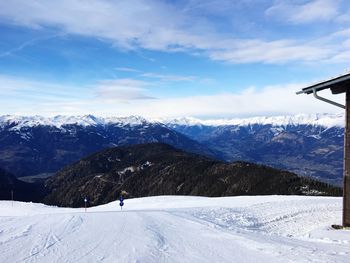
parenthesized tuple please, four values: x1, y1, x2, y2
(0, 115, 217, 177)
(163, 113, 345, 185)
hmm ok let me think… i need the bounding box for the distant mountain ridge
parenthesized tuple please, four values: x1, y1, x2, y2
(1, 113, 344, 129)
(0, 115, 153, 129)
(159, 113, 345, 128)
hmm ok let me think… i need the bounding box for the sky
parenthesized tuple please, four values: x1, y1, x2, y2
(0, 0, 349, 118)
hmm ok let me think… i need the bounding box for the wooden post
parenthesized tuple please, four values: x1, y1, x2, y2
(344, 90, 350, 227)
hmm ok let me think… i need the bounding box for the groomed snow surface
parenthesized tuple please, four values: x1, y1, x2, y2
(0, 196, 349, 263)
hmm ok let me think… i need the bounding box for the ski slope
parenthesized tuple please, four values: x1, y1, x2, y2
(0, 196, 349, 263)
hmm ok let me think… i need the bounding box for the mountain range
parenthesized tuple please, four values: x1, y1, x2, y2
(164, 114, 345, 185)
(0, 115, 217, 177)
(0, 113, 345, 185)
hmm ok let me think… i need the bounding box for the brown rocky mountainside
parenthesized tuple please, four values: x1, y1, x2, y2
(44, 143, 341, 207)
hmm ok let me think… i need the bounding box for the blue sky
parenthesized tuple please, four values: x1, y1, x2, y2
(0, 0, 349, 118)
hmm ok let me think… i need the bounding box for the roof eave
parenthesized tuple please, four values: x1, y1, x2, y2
(297, 73, 350, 95)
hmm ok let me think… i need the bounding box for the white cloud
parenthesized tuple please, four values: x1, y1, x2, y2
(0, 75, 344, 118)
(94, 79, 155, 101)
(116, 67, 197, 82)
(0, 37, 38, 58)
(328, 51, 350, 63)
(115, 67, 141, 73)
(140, 72, 196, 82)
(337, 11, 350, 23)
(0, 74, 79, 98)
(0, 0, 344, 64)
(208, 39, 332, 64)
(266, 0, 340, 24)
(127, 84, 344, 118)
(115, 68, 199, 83)
(332, 28, 350, 38)
(320, 28, 350, 63)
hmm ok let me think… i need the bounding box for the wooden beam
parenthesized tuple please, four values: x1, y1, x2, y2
(332, 86, 349, 95)
(344, 90, 350, 227)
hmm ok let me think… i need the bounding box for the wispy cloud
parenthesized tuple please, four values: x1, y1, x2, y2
(332, 28, 350, 38)
(0, 37, 39, 58)
(336, 11, 350, 23)
(94, 79, 156, 101)
(0, 74, 81, 99)
(266, 0, 340, 24)
(0, 0, 347, 64)
(140, 72, 196, 82)
(115, 67, 141, 73)
(116, 67, 198, 83)
(208, 39, 332, 64)
(0, 33, 62, 58)
(0, 74, 92, 115)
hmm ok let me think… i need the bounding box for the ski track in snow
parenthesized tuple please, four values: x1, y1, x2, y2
(0, 196, 349, 263)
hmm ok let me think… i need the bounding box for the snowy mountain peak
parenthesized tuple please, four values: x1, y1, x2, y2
(158, 117, 204, 126)
(105, 115, 150, 126)
(163, 113, 345, 128)
(0, 115, 151, 130)
(0, 113, 345, 130)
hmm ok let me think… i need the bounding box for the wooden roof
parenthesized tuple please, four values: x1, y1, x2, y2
(297, 72, 350, 95)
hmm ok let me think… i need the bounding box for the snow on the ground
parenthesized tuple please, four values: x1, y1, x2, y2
(0, 196, 349, 263)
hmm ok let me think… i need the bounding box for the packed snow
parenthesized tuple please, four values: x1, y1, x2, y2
(0, 196, 349, 263)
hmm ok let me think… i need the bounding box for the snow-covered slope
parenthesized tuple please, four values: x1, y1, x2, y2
(0, 196, 348, 263)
